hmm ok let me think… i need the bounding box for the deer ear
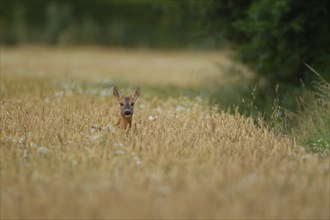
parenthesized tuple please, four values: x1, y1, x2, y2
(113, 87, 121, 100)
(133, 87, 141, 99)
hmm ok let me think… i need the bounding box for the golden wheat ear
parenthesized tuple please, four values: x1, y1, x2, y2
(113, 87, 121, 100)
(132, 87, 141, 99)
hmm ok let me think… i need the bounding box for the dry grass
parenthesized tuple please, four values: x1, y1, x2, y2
(1, 46, 237, 88)
(1, 47, 329, 219)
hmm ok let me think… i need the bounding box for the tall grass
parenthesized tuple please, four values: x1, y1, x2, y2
(294, 66, 330, 155)
(1, 47, 329, 219)
(209, 63, 330, 155)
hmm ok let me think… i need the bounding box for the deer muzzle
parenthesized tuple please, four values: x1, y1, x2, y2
(123, 110, 132, 117)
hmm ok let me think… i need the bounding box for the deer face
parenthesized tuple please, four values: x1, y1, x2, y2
(113, 87, 141, 118)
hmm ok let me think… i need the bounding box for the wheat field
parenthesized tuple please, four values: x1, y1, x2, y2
(1, 47, 329, 219)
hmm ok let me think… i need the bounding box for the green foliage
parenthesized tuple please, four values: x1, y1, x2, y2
(233, 0, 330, 84)
(193, 0, 330, 85)
(294, 68, 330, 155)
(0, 0, 202, 48)
(200, 0, 330, 123)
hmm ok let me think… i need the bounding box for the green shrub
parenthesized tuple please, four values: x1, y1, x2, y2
(234, 0, 330, 84)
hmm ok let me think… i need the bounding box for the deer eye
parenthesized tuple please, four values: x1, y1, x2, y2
(120, 103, 124, 106)
(131, 103, 134, 106)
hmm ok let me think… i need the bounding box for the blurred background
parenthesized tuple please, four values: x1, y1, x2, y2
(1, 0, 329, 77)
(1, 0, 330, 114)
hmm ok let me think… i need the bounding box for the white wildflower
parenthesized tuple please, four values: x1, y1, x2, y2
(133, 156, 142, 166)
(18, 137, 25, 145)
(175, 106, 186, 112)
(91, 124, 102, 133)
(37, 146, 50, 156)
(89, 133, 103, 141)
(113, 143, 124, 148)
(107, 124, 117, 133)
(23, 149, 29, 159)
(148, 115, 158, 121)
(29, 142, 38, 148)
(115, 150, 125, 155)
(54, 91, 64, 97)
(156, 106, 163, 112)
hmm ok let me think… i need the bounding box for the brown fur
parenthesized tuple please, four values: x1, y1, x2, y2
(113, 87, 141, 130)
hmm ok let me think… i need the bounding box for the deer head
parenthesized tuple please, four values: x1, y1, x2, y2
(113, 87, 141, 129)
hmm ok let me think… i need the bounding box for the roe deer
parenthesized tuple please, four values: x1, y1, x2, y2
(113, 87, 141, 130)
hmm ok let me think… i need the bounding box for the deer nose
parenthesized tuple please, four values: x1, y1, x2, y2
(124, 110, 132, 117)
